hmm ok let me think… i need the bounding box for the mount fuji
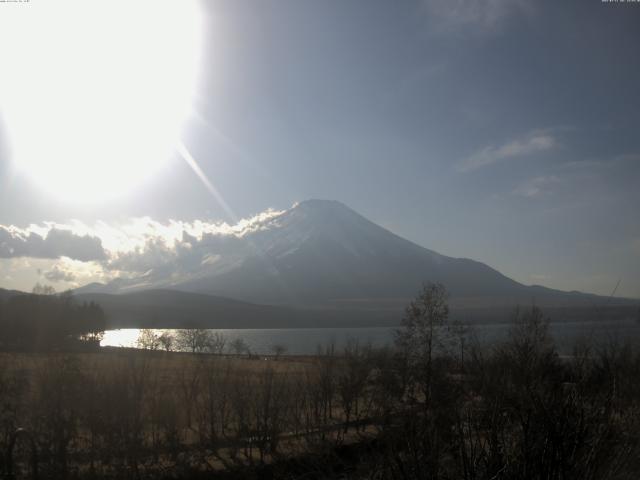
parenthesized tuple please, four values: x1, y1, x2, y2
(74, 199, 633, 326)
(173, 199, 529, 306)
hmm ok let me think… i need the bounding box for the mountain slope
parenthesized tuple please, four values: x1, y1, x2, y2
(78, 199, 635, 310)
(172, 200, 603, 308)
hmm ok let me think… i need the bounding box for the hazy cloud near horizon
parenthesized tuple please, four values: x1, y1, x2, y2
(0, 226, 106, 262)
(0, 208, 288, 289)
(42, 264, 77, 283)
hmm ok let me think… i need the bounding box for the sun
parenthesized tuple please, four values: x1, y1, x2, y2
(0, 0, 202, 204)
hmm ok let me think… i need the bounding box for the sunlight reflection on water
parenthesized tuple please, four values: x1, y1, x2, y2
(100, 319, 640, 355)
(101, 329, 143, 348)
(100, 327, 396, 354)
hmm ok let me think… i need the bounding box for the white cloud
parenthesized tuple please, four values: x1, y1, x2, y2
(0, 225, 106, 261)
(0, 207, 287, 288)
(42, 264, 77, 283)
(560, 153, 640, 171)
(423, 0, 531, 34)
(457, 131, 557, 173)
(512, 175, 560, 198)
(1, 257, 107, 292)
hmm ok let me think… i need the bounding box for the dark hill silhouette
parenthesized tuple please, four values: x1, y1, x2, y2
(1, 286, 635, 329)
(74, 289, 400, 329)
(0, 289, 106, 349)
(0, 288, 23, 302)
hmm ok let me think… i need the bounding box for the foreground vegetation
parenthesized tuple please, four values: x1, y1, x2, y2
(0, 284, 639, 479)
(0, 287, 105, 351)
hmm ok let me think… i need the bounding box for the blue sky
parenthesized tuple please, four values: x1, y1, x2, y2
(0, 0, 639, 297)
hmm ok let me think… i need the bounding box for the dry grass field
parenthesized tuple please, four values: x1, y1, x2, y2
(0, 345, 382, 478)
(1, 305, 640, 479)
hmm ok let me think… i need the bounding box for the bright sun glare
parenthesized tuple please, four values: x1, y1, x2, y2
(0, 0, 202, 203)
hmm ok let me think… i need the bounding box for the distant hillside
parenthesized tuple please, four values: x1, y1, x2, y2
(1, 287, 636, 329)
(74, 289, 400, 329)
(0, 288, 23, 302)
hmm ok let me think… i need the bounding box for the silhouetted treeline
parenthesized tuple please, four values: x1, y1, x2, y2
(0, 291, 106, 350)
(0, 284, 639, 479)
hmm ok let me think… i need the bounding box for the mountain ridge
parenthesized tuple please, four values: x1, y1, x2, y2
(73, 199, 635, 312)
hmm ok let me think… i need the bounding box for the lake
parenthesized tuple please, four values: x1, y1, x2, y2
(101, 318, 640, 355)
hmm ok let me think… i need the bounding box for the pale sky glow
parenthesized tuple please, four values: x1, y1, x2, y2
(0, 1, 639, 298)
(0, 0, 202, 203)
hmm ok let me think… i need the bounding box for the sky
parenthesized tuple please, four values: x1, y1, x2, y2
(0, 0, 639, 298)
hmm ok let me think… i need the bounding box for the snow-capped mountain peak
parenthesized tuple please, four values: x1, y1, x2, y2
(77, 199, 599, 310)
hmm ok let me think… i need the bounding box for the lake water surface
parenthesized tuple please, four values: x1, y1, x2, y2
(102, 319, 640, 355)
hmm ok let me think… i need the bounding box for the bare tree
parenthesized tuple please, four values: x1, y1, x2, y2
(136, 329, 160, 350)
(503, 304, 557, 389)
(250, 367, 287, 462)
(270, 344, 287, 360)
(158, 330, 175, 352)
(337, 340, 370, 433)
(316, 342, 337, 434)
(31, 356, 84, 477)
(207, 331, 227, 355)
(195, 358, 235, 457)
(449, 319, 470, 372)
(179, 357, 205, 430)
(32, 283, 56, 295)
(176, 329, 212, 353)
(230, 337, 250, 357)
(395, 282, 450, 403)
